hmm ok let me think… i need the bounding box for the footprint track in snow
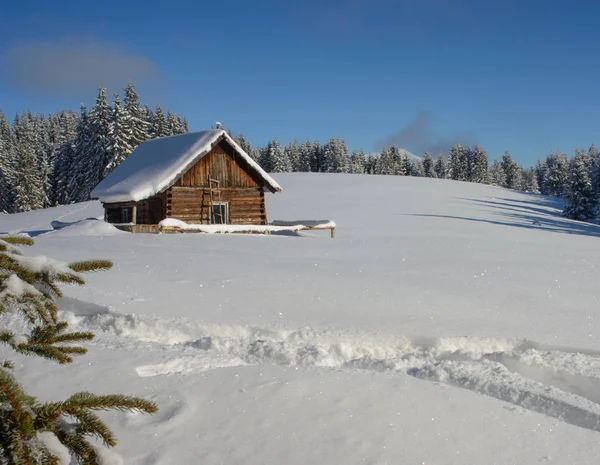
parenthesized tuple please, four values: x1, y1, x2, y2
(57, 305, 600, 433)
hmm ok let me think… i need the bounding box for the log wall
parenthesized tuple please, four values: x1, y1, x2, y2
(166, 187, 267, 225)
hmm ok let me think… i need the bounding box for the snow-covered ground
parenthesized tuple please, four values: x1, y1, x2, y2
(3, 173, 600, 464)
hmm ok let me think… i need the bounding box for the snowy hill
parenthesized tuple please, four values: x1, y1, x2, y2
(4, 173, 600, 464)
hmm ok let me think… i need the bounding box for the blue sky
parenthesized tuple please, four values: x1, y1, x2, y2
(1, 0, 599, 166)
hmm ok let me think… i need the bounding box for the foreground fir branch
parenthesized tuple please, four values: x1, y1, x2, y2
(0, 237, 157, 464)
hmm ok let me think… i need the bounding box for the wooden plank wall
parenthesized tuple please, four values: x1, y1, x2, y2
(166, 187, 267, 225)
(180, 144, 260, 188)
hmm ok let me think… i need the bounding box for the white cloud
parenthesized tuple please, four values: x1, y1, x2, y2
(2, 38, 159, 96)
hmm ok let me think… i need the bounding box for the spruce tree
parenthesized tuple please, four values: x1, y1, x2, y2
(543, 152, 569, 197)
(323, 137, 349, 173)
(501, 151, 520, 189)
(434, 151, 447, 179)
(0, 238, 157, 463)
(489, 160, 506, 187)
(67, 105, 93, 203)
(522, 167, 540, 194)
(234, 133, 253, 156)
(0, 111, 15, 212)
(410, 158, 424, 177)
(105, 94, 130, 176)
(284, 140, 300, 172)
(311, 141, 323, 172)
(423, 152, 435, 177)
(449, 144, 465, 180)
(535, 159, 547, 195)
(122, 82, 150, 151)
(12, 113, 44, 211)
(166, 112, 186, 136)
(472, 145, 489, 183)
(376, 147, 393, 175)
(297, 140, 313, 172)
(262, 139, 289, 172)
(152, 105, 168, 138)
(76, 86, 112, 200)
(588, 144, 600, 198)
(350, 149, 367, 174)
(563, 151, 597, 221)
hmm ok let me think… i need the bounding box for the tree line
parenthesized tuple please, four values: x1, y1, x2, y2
(0, 82, 188, 213)
(1, 84, 597, 223)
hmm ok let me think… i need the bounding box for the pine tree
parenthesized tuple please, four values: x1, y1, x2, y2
(0, 111, 15, 212)
(122, 82, 150, 151)
(152, 105, 168, 138)
(166, 112, 185, 136)
(543, 152, 569, 197)
(410, 158, 424, 177)
(0, 237, 157, 463)
(297, 140, 313, 172)
(311, 141, 323, 172)
(50, 111, 79, 206)
(350, 149, 367, 174)
(262, 139, 289, 172)
(76, 86, 112, 200)
(234, 133, 253, 156)
(423, 152, 435, 177)
(375, 147, 393, 175)
(489, 160, 506, 187)
(67, 105, 94, 203)
(588, 144, 600, 198)
(434, 151, 447, 179)
(501, 151, 521, 189)
(391, 146, 406, 175)
(323, 137, 349, 173)
(522, 167, 540, 194)
(12, 113, 44, 211)
(563, 151, 597, 221)
(105, 94, 130, 176)
(535, 159, 547, 195)
(284, 140, 300, 172)
(448, 144, 465, 180)
(472, 145, 489, 183)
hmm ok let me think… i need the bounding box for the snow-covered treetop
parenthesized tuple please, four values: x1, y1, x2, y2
(90, 129, 282, 203)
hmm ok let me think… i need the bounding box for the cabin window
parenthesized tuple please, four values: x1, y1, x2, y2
(106, 207, 133, 224)
(210, 202, 229, 224)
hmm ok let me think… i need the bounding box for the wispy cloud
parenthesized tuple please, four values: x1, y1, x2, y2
(2, 38, 159, 97)
(377, 112, 475, 155)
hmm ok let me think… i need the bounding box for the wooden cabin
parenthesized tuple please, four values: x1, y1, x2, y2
(91, 129, 282, 233)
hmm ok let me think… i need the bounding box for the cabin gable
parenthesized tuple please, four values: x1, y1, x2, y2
(179, 140, 262, 188)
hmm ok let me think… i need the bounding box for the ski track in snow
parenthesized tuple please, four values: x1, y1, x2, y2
(39, 297, 600, 434)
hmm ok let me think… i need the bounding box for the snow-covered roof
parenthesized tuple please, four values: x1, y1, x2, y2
(91, 129, 282, 203)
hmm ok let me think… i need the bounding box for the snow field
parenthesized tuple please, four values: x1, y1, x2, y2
(4, 173, 600, 463)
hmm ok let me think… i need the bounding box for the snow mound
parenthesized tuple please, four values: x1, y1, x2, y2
(48, 219, 126, 237)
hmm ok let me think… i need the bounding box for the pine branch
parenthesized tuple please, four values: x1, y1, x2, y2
(63, 392, 158, 415)
(68, 260, 113, 274)
(69, 409, 115, 447)
(53, 430, 98, 465)
(0, 237, 34, 247)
